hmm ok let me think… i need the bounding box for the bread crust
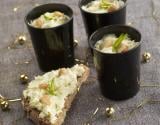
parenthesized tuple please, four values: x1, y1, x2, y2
(22, 65, 90, 125)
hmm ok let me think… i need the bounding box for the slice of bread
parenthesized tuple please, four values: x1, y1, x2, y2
(22, 64, 89, 125)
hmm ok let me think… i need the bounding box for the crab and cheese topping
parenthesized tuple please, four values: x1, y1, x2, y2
(95, 34, 138, 53)
(82, 0, 125, 13)
(30, 11, 70, 28)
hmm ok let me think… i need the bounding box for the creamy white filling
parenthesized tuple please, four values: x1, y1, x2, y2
(30, 11, 70, 28)
(23, 64, 85, 124)
(95, 34, 138, 53)
(82, 0, 124, 13)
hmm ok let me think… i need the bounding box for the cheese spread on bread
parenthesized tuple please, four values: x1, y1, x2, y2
(23, 64, 85, 124)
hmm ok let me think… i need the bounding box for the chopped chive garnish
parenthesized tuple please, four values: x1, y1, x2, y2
(112, 33, 128, 52)
(100, 0, 112, 9)
(44, 13, 53, 20)
(47, 78, 56, 95)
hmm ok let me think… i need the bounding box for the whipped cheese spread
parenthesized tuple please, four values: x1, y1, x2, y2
(95, 34, 138, 53)
(30, 11, 70, 28)
(82, 0, 124, 13)
(23, 64, 85, 124)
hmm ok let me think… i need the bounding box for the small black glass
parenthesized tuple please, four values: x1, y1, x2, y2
(25, 3, 74, 72)
(79, 0, 127, 39)
(89, 25, 141, 100)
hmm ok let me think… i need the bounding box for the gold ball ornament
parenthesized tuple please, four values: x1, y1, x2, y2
(75, 59, 87, 65)
(0, 94, 4, 102)
(13, 7, 18, 12)
(105, 106, 115, 117)
(74, 39, 79, 47)
(142, 52, 151, 63)
(34, 3, 40, 7)
(0, 100, 9, 111)
(17, 35, 27, 45)
(20, 74, 29, 84)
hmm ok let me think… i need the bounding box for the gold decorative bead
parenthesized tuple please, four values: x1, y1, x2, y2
(75, 58, 86, 64)
(142, 52, 151, 63)
(75, 58, 80, 62)
(74, 39, 79, 47)
(128, 22, 133, 26)
(13, 7, 18, 12)
(0, 94, 21, 111)
(83, 123, 90, 125)
(17, 35, 27, 45)
(34, 3, 40, 7)
(24, 61, 30, 64)
(0, 100, 9, 111)
(0, 94, 4, 102)
(20, 74, 29, 84)
(7, 46, 11, 50)
(77, 87, 80, 92)
(105, 106, 115, 117)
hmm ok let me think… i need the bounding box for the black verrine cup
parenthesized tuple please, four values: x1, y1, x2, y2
(89, 25, 141, 100)
(79, 0, 127, 40)
(25, 4, 74, 72)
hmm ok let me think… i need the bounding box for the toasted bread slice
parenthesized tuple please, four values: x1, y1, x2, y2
(22, 64, 89, 125)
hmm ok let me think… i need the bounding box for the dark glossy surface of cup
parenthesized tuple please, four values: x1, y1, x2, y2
(25, 4, 74, 72)
(89, 25, 141, 100)
(79, 0, 127, 39)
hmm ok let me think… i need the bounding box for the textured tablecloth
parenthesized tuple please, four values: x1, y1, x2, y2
(1, 0, 160, 125)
